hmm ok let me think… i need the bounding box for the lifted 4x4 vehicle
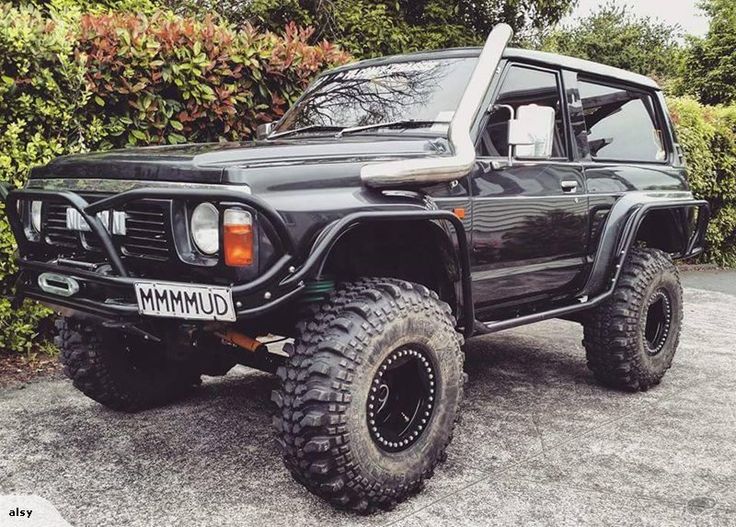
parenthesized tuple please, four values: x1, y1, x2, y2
(1, 25, 710, 511)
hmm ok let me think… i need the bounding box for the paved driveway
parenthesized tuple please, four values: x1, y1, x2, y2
(1, 272, 735, 526)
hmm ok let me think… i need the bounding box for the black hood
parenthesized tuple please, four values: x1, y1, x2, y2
(29, 136, 448, 188)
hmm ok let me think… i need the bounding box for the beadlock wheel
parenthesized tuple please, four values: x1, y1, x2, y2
(273, 278, 464, 512)
(583, 248, 683, 392)
(368, 346, 437, 452)
(643, 288, 673, 355)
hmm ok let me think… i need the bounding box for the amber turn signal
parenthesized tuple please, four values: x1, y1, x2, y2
(453, 207, 466, 219)
(223, 209, 253, 267)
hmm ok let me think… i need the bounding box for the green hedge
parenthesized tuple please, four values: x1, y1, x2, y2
(669, 97, 736, 267)
(0, 4, 84, 354)
(0, 3, 349, 354)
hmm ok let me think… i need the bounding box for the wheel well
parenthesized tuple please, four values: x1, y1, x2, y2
(321, 220, 460, 313)
(635, 208, 691, 255)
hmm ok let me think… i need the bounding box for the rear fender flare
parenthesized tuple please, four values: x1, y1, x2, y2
(581, 192, 709, 297)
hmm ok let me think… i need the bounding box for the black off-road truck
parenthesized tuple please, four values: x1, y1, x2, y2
(2, 25, 709, 511)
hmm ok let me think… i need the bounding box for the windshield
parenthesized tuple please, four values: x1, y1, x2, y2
(274, 57, 478, 135)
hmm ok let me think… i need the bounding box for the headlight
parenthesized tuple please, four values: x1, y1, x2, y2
(31, 201, 42, 232)
(190, 202, 219, 255)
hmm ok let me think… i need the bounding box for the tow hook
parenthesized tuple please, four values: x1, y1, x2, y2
(38, 272, 80, 297)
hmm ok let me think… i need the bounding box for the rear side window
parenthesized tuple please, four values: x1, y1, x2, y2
(579, 80, 666, 162)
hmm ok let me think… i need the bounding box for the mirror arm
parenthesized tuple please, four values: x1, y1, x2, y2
(497, 105, 517, 166)
(491, 104, 515, 120)
(486, 104, 517, 168)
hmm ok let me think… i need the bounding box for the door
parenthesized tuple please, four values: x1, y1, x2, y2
(471, 63, 589, 314)
(574, 78, 689, 259)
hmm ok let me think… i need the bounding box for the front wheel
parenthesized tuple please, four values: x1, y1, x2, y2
(272, 278, 464, 512)
(583, 248, 683, 391)
(57, 319, 200, 412)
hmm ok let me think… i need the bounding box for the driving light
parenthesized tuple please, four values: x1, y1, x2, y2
(31, 201, 42, 232)
(223, 208, 253, 267)
(191, 202, 219, 255)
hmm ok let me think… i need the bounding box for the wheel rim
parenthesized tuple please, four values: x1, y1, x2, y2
(644, 288, 673, 355)
(367, 346, 436, 452)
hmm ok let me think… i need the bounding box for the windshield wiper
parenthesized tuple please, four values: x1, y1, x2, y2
(268, 124, 345, 139)
(269, 120, 445, 140)
(337, 120, 446, 137)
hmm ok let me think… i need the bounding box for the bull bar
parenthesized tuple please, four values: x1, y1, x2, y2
(1, 185, 474, 331)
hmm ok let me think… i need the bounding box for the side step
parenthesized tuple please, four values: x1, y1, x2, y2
(474, 293, 608, 336)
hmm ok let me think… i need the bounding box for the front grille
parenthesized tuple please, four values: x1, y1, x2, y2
(46, 202, 79, 247)
(43, 197, 172, 261)
(122, 201, 171, 260)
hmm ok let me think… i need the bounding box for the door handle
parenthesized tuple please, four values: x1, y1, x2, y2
(561, 180, 578, 193)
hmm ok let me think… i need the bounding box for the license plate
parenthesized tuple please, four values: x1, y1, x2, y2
(134, 281, 236, 322)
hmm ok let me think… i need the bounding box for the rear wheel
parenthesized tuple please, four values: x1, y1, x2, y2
(272, 278, 464, 512)
(583, 248, 683, 391)
(57, 318, 200, 412)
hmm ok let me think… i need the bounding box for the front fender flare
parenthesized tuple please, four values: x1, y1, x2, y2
(280, 210, 475, 336)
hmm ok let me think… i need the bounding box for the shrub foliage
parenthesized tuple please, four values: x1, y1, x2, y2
(0, 4, 88, 354)
(165, 0, 578, 57)
(682, 0, 736, 105)
(0, 3, 349, 353)
(542, 2, 684, 84)
(670, 98, 736, 266)
(78, 14, 348, 148)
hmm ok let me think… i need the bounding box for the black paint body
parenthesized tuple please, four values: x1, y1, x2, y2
(5, 48, 708, 338)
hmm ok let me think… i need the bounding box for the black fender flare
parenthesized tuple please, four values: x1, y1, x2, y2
(581, 192, 710, 298)
(280, 210, 475, 336)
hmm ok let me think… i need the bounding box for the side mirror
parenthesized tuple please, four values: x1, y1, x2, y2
(508, 104, 556, 160)
(256, 122, 275, 140)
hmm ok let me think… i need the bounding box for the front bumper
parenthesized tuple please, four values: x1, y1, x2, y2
(4, 186, 305, 321)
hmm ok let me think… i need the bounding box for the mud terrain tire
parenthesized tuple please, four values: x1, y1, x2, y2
(57, 318, 199, 412)
(273, 278, 464, 512)
(583, 248, 683, 391)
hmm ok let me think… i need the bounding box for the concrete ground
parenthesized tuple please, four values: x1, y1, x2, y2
(1, 271, 735, 526)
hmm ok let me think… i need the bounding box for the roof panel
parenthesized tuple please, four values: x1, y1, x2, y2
(325, 46, 660, 90)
